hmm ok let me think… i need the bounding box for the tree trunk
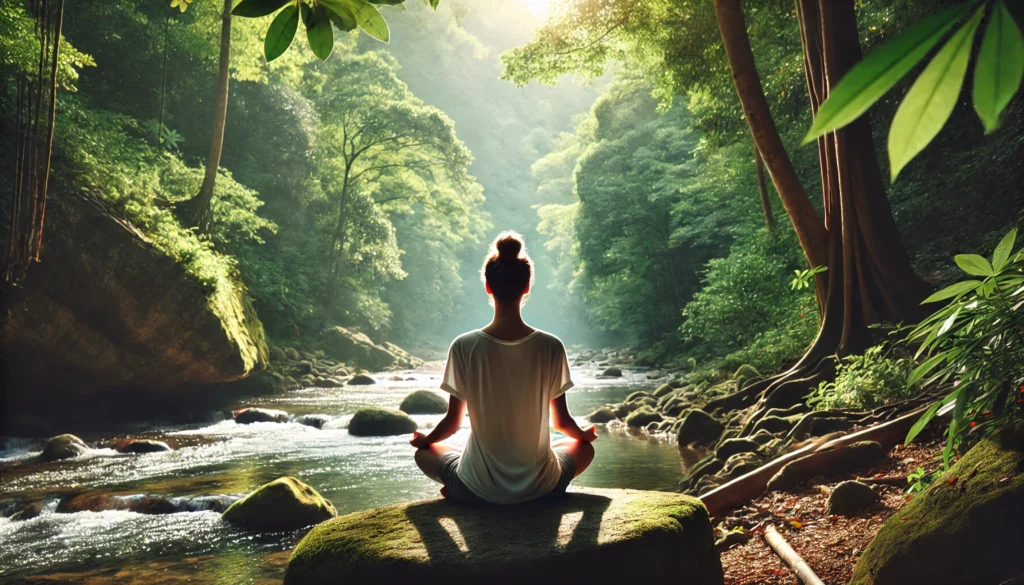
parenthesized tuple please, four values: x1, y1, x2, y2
(754, 143, 775, 231)
(707, 0, 929, 420)
(180, 0, 231, 235)
(324, 169, 352, 318)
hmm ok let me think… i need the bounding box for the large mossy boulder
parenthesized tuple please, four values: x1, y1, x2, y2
(587, 407, 617, 424)
(320, 326, 398, 371)
(348, 407, 417, 436)
(850, 424, 1024, 585)
(41, 434, 89, 462)
(284, 488, 723, 585)
(222, 476, 337, 532)
(399, 391, 448, 414)
(1, 193, 268, 411)
(676, 409, 724, 446)
(624, 405, 663, 428)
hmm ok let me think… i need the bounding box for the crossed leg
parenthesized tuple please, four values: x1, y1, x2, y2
(414, 442, 459, 484)
(551, 437, 595, 478)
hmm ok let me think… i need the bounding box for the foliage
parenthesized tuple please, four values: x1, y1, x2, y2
(0, 0, 95, 90)
(807, 344, 919, 412)
(790, 265, 827, 291)
(905, 227, 1024, 465)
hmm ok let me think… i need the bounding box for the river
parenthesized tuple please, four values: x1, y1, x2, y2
(0, 364, 686, 584)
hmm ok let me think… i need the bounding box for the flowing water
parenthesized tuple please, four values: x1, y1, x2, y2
(0, 365, 686, 584)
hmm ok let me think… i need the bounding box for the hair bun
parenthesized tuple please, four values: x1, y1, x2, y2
(495, 232, 523, 260)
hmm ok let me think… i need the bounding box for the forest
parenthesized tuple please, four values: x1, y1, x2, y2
(1, 0, 1023, 583)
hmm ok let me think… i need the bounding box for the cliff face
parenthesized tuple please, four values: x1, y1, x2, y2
(2, 192, 268, 416)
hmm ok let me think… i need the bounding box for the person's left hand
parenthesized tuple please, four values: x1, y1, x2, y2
(410, 431, 430, 448)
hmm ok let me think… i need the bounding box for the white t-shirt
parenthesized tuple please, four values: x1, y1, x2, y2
(441, 329, 574, 504)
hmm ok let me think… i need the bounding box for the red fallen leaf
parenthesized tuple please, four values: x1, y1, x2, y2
(947, 475, 959, 486)
(906, 495, 914, 502)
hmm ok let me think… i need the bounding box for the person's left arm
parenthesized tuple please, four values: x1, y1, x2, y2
(410, 396, 466, 448)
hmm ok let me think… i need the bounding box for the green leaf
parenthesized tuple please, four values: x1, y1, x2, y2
(306, 4, 335, 61)
(922, 279, 984, 303)
(232, 0, 290, 17)
(937, 306, 961, 336)
(324, 3, 357, 31)
(367, 0, 405, 4)
(908, 353, 946, 387)
(905, 401, 942, 445)
(337, 0, 389, 42)
(992, 227, 1018, 271)
(888, 6, 985, 181)
(973, 2, 1024, 133)
(954, 253, 994, 276)
(803, 3, 972, 144)
(264, 4, 299, 62)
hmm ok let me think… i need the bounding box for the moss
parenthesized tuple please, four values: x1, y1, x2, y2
(624, 406, 663, 428)
(850, 424, 1024, 585)
(653, 384, 675, 398)
(676, 409, 724, 446)
(348, 407, 417, 436)
(587, 407, 617, 424)
(399, 391, 448, 415)
(285, 488, 723, 585)
(222, 476, 336, 532)
(625, 391, 652, 403)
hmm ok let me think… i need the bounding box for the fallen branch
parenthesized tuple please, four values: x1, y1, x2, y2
(766, 440, 885, 493)
(855, 475, 908, 487)
(764, 524, 825, 585)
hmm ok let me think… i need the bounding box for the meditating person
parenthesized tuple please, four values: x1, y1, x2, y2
(410, 230, 597, 505)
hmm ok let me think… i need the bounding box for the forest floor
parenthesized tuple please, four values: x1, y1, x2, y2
(719, 436, 944, 585)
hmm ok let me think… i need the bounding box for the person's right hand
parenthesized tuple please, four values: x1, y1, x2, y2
(579, 425, 598, 442)
(410, 431, 430, 449)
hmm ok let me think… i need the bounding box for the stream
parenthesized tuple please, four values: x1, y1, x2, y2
(0, 364, 686, 584)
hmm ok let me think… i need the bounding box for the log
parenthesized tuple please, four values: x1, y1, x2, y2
(764, 525, 825, 585)
(699, 405, 928, 517)
(766, 440, 885, 493)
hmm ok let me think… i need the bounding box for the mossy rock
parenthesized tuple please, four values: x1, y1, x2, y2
(600, 367, 622, 377)
(117, 439, 171, 454)
(234, 407, 289, 424)
(714, 438, 760, 461)
(41, 434, 88, 462)
(612, 402, 637, 419)
(721, 452, 764, 480)
(653, 384, 675, 398)
(625, 391, 652, 403)
(285, 488, 724, 585)
(676, 410, 724, 446)
(826, 480, 879, 516)
(399, 390, 448, 415)
(587, 407, 617, 424)
(752, 415, 795, 435)
(850, 424, 1024, 585)
(348, 407, 417, 437)
(624, 406, 663, 428)
(222, 476, 336, 532)
(348, 374, 376, 385)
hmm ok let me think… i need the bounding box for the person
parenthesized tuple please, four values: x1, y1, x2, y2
(410, 230, 597, 505)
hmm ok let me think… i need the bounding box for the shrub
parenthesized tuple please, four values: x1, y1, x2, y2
(807, 344, 918, 411)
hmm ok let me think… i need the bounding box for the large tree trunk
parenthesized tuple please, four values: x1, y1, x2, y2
(707, 0, 930, 420)
(179, 0, 231, 235)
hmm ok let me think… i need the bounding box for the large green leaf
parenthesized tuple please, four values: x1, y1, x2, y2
(803, 3, 972, 145)
(306, 4, 335, 61)
(922, 279, 983, 303)
(973, 1, 1024, 133)
(264, 4, 299, 62)
(992, 227, 1018, 271)
(232, 0, 290, 18)
(888, 6, 985, 181)
(905, 390, 957, 445)
(325, 2, 357, 31)
(954, 253, 994, 276)
(908, 352, 947, 387)
(341, 0, 390, 42)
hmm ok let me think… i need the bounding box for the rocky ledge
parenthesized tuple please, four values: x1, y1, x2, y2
(284, 488, 724, 585)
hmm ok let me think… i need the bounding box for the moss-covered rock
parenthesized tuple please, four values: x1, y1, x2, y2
(320, 326, 398, 371)
(399, 391, 448, 414)
(850, 424, 1024, 585)
(41, 434, 89, 462)
(625, 391, 651, 403)
(587, 407, 617, 424)
(714, 438, 760, 461)
(676, 409, 724, 446)
(826, 480, 878, 516)
(624, 406, 663, 428)
(653, 383, 675, 398)
(348, 374, 376, 386)
(222, 476, 336, 532)
(600, 367, 622, 377)
(284, 488, 723, 585)
(612, 402, 636, 419)
(117, 439, 171, 454)
(752, 415, 796, 435)
(720, 452, 764, 480)
(348, 407, 417, 436)
(234, 407, 289, 424)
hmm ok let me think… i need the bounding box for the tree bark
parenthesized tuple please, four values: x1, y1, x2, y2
(181, 0, 231, 235)
(324, 168, 352, 318)
(754, 143, 775, 231)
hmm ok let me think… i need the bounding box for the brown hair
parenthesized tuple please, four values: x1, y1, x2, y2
(481, 230, 533, 304)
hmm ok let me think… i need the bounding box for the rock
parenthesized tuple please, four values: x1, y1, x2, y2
(334, 366, 350, 377)
(662, 397, 689, 417)
(587, 407, 617, 424)
(11, 501, 45, 521)
(58, 492, 178, 515)
(399, 390, 448, 415)
(826, 481, 879, 516)
(600, 367, 622, 377)
(313, 377, 344, 388)
(284, 488, 723, 585)
(284, 347, 301, 361)
(767, 441, 885, 492)
(752, 415, 795, 435)
(117, 439, 171, 454)
(348, 407, 417, 437)
(300, 375, 316, 387)
(612, 402, 636, 419)
(296, 361, 314, 375)
(269, 346, 286, 363)
(234, 408, 289, 424)
(388, 375, 404, 382)
(715, 438, 760, 460)
(625, 406, 663, 428)
(645, 370, 663, 380)
(41, 434, 89, 462)
(721, 452, 764, 480)
(676, 410, 724, 446)
(626, 391, 652, 403)
(850, 423, 1024, 585)
(682, 457, 724, 490)
(1, 193, 268, 409)
(295, 414, 332, 429)
(320, 326, 398, 371)
(222, 477, 337, 532)
(347, 374, 376, 386)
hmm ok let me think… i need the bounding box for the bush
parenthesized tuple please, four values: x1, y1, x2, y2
(807, 344, 918, 411)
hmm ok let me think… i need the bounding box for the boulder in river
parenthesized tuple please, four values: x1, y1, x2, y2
(600, 367, 623, 377)
(586, 407, 616, 424)
(222, 476, 337, 532)
(826, 480, 879, 516)
(625, 391, 652, 403)
(348, 374, 376, 386)
(850, 423, 1024, 585)
(320, 326, 399, 371)
(295, 414, 332, 429)
(284, 488, 723, 585)
(41, 434, 89, 462)
(348, 407, 418, 437)
(676, 410, 724, 446)
(117, 439, 172, 454)
(234, 407, 289, 424)
(399, 390, 448, 415)
(624, 406, 663, 428)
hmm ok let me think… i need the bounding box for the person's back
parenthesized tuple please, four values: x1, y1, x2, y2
(410, 230, 596, 505)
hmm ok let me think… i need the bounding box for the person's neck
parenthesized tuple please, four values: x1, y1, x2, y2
(481, 301, 535, 341)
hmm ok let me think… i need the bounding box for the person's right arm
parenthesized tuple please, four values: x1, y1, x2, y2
(550, 395, 597, 442)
